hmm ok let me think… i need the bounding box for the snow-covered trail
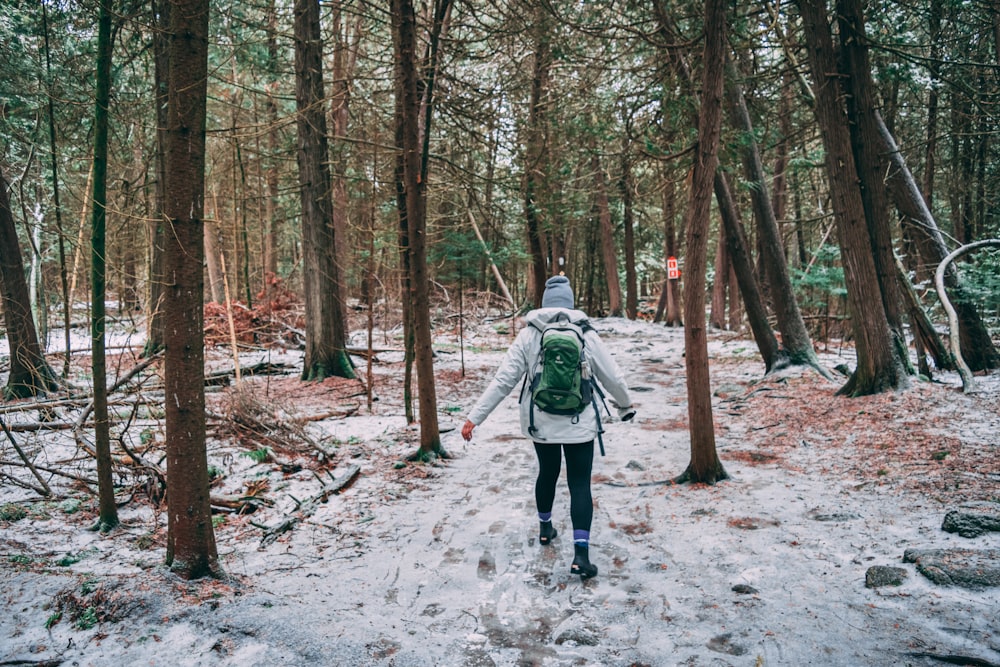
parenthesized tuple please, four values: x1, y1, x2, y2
(2, 319, 997, 666)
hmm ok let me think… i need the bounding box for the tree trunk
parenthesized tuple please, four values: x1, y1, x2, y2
(677, 0, 728, 486)
(620, 151, 638, 320)
(330, 3, 361, 327)
(771, 71, 793, 239)
(143, 0, 169, 358)
(923, 0, 941, 209)
(709, 230, 728, 329)
(662, 174, 683, 326)
(796, 0, 906, 397)
(394, 65, 416, 424)
(203, 213, 225, 305)
(837, 0, 909, 366)
(714, 170, 782, 371)
(163, 0, 222, 580)
(392, 0, 446, 459)
(724, 55, 826, 373)
(262, 0, 280, 293)
(0, 169, 57, 400)
(894, 254, 951, 373)
(89, 0, 118, 532)
(875, 111, 1000, 372)
(524, 9, 551, 306)
(293, 0, 354, 381)
(592, 152, 624, 316)
(655, 7, 781, 371)
(659, 6, 782, 372)
(726, 260, 741, 331)
(41, 0, 71, 379)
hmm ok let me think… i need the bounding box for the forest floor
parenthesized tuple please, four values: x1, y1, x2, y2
(1, 307, 999, 667)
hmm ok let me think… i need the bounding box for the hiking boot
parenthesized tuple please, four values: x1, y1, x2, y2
(539, 521, 558, 546)
(571, 544, 598, 580)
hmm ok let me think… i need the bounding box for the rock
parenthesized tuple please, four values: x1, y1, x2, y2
(555, 627, 600, 646)
(707, 632, 748, 656)
(865, 566, 907, 588)
(713, 383, 744, 398)
(808, 509, 861, 522)
(942, 506, 1000, 538)
(902, 548, 1000, 589)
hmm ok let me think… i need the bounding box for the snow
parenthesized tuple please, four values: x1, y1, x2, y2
(2, 316, 999, 666)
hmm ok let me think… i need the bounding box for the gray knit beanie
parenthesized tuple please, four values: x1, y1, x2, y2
(541, 275, 574, 309)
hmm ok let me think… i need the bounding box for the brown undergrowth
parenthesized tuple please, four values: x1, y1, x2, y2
(721, 371, 1000, 504)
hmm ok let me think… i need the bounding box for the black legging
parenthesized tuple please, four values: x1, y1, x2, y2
(533, 440, 594, 533)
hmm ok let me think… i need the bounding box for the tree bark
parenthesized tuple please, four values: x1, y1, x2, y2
(677, 0, 728, 485)
(714, 170, 782, 371)
(0, 169, 57, 400)
(524, 9, 552, 306)
(795, 0, 906, 397)
(709, 230, 728, 330)
(163, 0, 222, 580)
(293, 0, 354, 381)
(592, 152, 624, 316)
(41, 0, 71, 379)
(894, 254, 951, 373)
(330, 3, 361, 328)
(726, 260, 741, 331)
(875, 110, 1000, 372)
(620, 151, 638, 320)
(771, 71, 793, 245)
(724, 55, 826, 373)
(662, 174, 683, 326)
(144, 0, 169, 358)
(392, 0, 446, 459)
(89, 0, 118, 532)
(935, 239, 1000, 393)
(922, 0, 941, 209)
(837, 0, 909, 364)
(394, 58, 415, 424)
(262, 0, 280, 293)
(203, 212, 225, 304)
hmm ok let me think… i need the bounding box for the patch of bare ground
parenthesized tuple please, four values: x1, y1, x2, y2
(719, 369, 1000, 505)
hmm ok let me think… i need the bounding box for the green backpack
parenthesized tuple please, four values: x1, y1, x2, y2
(525, 317, 608, 454)
(530, 320, 591, 415)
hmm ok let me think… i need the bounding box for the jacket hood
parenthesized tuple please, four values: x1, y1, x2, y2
(524, 307, 590, 330)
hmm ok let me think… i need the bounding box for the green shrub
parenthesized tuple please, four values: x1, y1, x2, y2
(0, 503, 28, 522)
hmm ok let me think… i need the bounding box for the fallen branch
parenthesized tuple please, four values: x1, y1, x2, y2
(73, 353, 163, 455)
(906, 652, 999, 667)
(211, 493, 273, 514)
(291, 406, 360, 424)
(604, 479, 677, 488)
(0, 658, 66, 666)
(255, 464, 361, 548)
(0, 459, 96, 487)
(117, 432, 166, 498)
(0, 416, 51, 496)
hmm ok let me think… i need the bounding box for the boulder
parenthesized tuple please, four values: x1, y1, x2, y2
(865, 566, 907, 588)
(903, 548, 1000, 589)
(941, 505, 1000, 538)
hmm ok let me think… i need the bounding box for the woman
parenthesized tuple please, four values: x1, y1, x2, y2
(461, 275, 635, 580)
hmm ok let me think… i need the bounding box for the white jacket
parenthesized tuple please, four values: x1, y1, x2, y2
(466, 308, 632, 444)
